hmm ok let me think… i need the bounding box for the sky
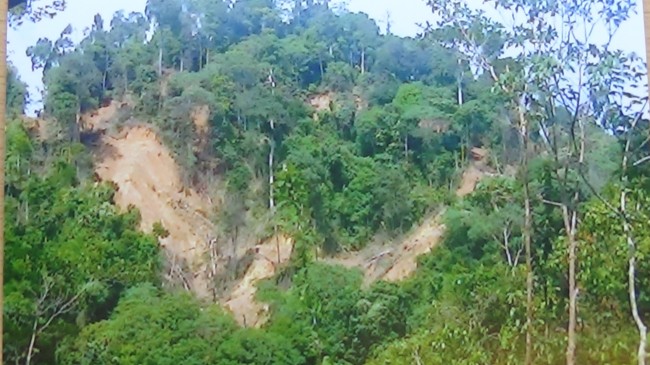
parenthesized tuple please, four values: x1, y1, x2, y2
(6, 0, 649, 116)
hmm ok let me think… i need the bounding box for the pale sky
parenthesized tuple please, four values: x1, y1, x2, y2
(6, 0, 648, 116)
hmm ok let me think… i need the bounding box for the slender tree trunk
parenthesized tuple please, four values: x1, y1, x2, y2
(319, 55, 324, 78)
(457, 59, 464, 106)
(643, 0, 650, 105)
(198, 46, 202, 70)
(269, 141, 275, 210)
(268, 118, 275, 211)
(26, 318, 38, 365)
(518, 101, 534, 365)
(360, 48, 365, 74)
(102, 71, 107, 93)
(404, 135, 408, 161)
(73, 107, 81, 143)
(0, 2, 6, 360)
(158, 47, 163, 76)
(622, 116, 647, 365)
(500, 226, 513, 267)
(563, 205, 577, 365)
(267, 66, 277, 211)
(275, 226, 280, 264)
(565, 119, 585, 365)
(623, 189, 647, 365)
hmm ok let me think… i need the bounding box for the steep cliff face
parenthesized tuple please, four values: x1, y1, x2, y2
(84, 102, 293, 326)
(94, 124, 216, 298)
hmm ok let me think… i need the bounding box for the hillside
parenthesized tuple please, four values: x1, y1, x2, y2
(79, 101, 294, 326)
(4, 1, 650, 365)
(81, 97, 472, 327)
(325, 154, 490, 286)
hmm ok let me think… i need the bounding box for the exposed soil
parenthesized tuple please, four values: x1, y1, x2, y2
(94, 124, 215, 299)
(325, 210, 446, 286)
(324, 149, 493, 284)
(86, 103, 294, 326)
(308, 92, 334, 112)
(79, 100, 495, 325)
(221, 234, 294, 327)
(456, 164, 484, 197)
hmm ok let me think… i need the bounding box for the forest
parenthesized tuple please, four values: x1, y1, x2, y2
(4, 0, 650, 364)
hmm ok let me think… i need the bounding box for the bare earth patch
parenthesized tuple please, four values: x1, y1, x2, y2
(308, 92, 334, 112)
(222, 234, 294, 327)
(324, 150, 494, 284)
(326, 211, 446, 286)
(88, 103, 294, 326)
(95, 124, 216, 299)
(86, 101, 493, 325)
(456, 164, 484, 197)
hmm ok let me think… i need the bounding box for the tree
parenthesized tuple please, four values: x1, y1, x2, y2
(58, 284, 238, 365)
(428, 1, 642, 364)
(3, 1, 68, 363)
(8, 0, 66, 27)
(6, 63, 27, 115)
(3, 127, 160, 363)
(44, 51, 103, 141)
(25, 38, 57, 75)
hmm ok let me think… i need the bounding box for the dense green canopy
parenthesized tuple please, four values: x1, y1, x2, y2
(4, 0, 650, 364)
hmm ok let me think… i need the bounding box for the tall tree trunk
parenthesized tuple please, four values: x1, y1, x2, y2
(622, 115, 647, 365)
(26, 318, 38, 365)
(158, 47, 163, 76)
(275, 226, 280, 264)
(269, 137, 275, 211)
(198, 47, 202, 70)
(102, 71, 107, 94)
(643, 0, 650, 106)
(319, 55, 324, 79)
(457, 59, 464, 105)
(518, 101, 534, 365)
(565, 119, 585, 365)
(268, 117, 275, 211)
(73, 106, 81, 143)
(404, 134, 408, 161)
(102, 51, 109, 93)
(638, 17, 650, 354)
(0, 2, 8, 361)
(564, 204, 577, 365)
(360, 48, 365, 74)
(623, 189, 647, 365)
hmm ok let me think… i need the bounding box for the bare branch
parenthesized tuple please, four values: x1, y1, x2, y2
(632, 155, 650, 167)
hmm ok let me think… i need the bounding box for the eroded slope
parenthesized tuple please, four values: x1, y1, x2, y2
(87, 102, 293, 326)
(326, 151, 492, 285)
(95, 125, 216, 298)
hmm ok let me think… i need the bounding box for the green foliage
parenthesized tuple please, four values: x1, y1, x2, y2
(152, 221, 170, 239)
(260, 263, 409, 364)
(7, 64, 28, 115)
(323, 61, 357, 92)
(16, 1, 650, 364)
(216, 329, 304, 365)
(4, 122, 160, 364)
(58, 284, 238, 365)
